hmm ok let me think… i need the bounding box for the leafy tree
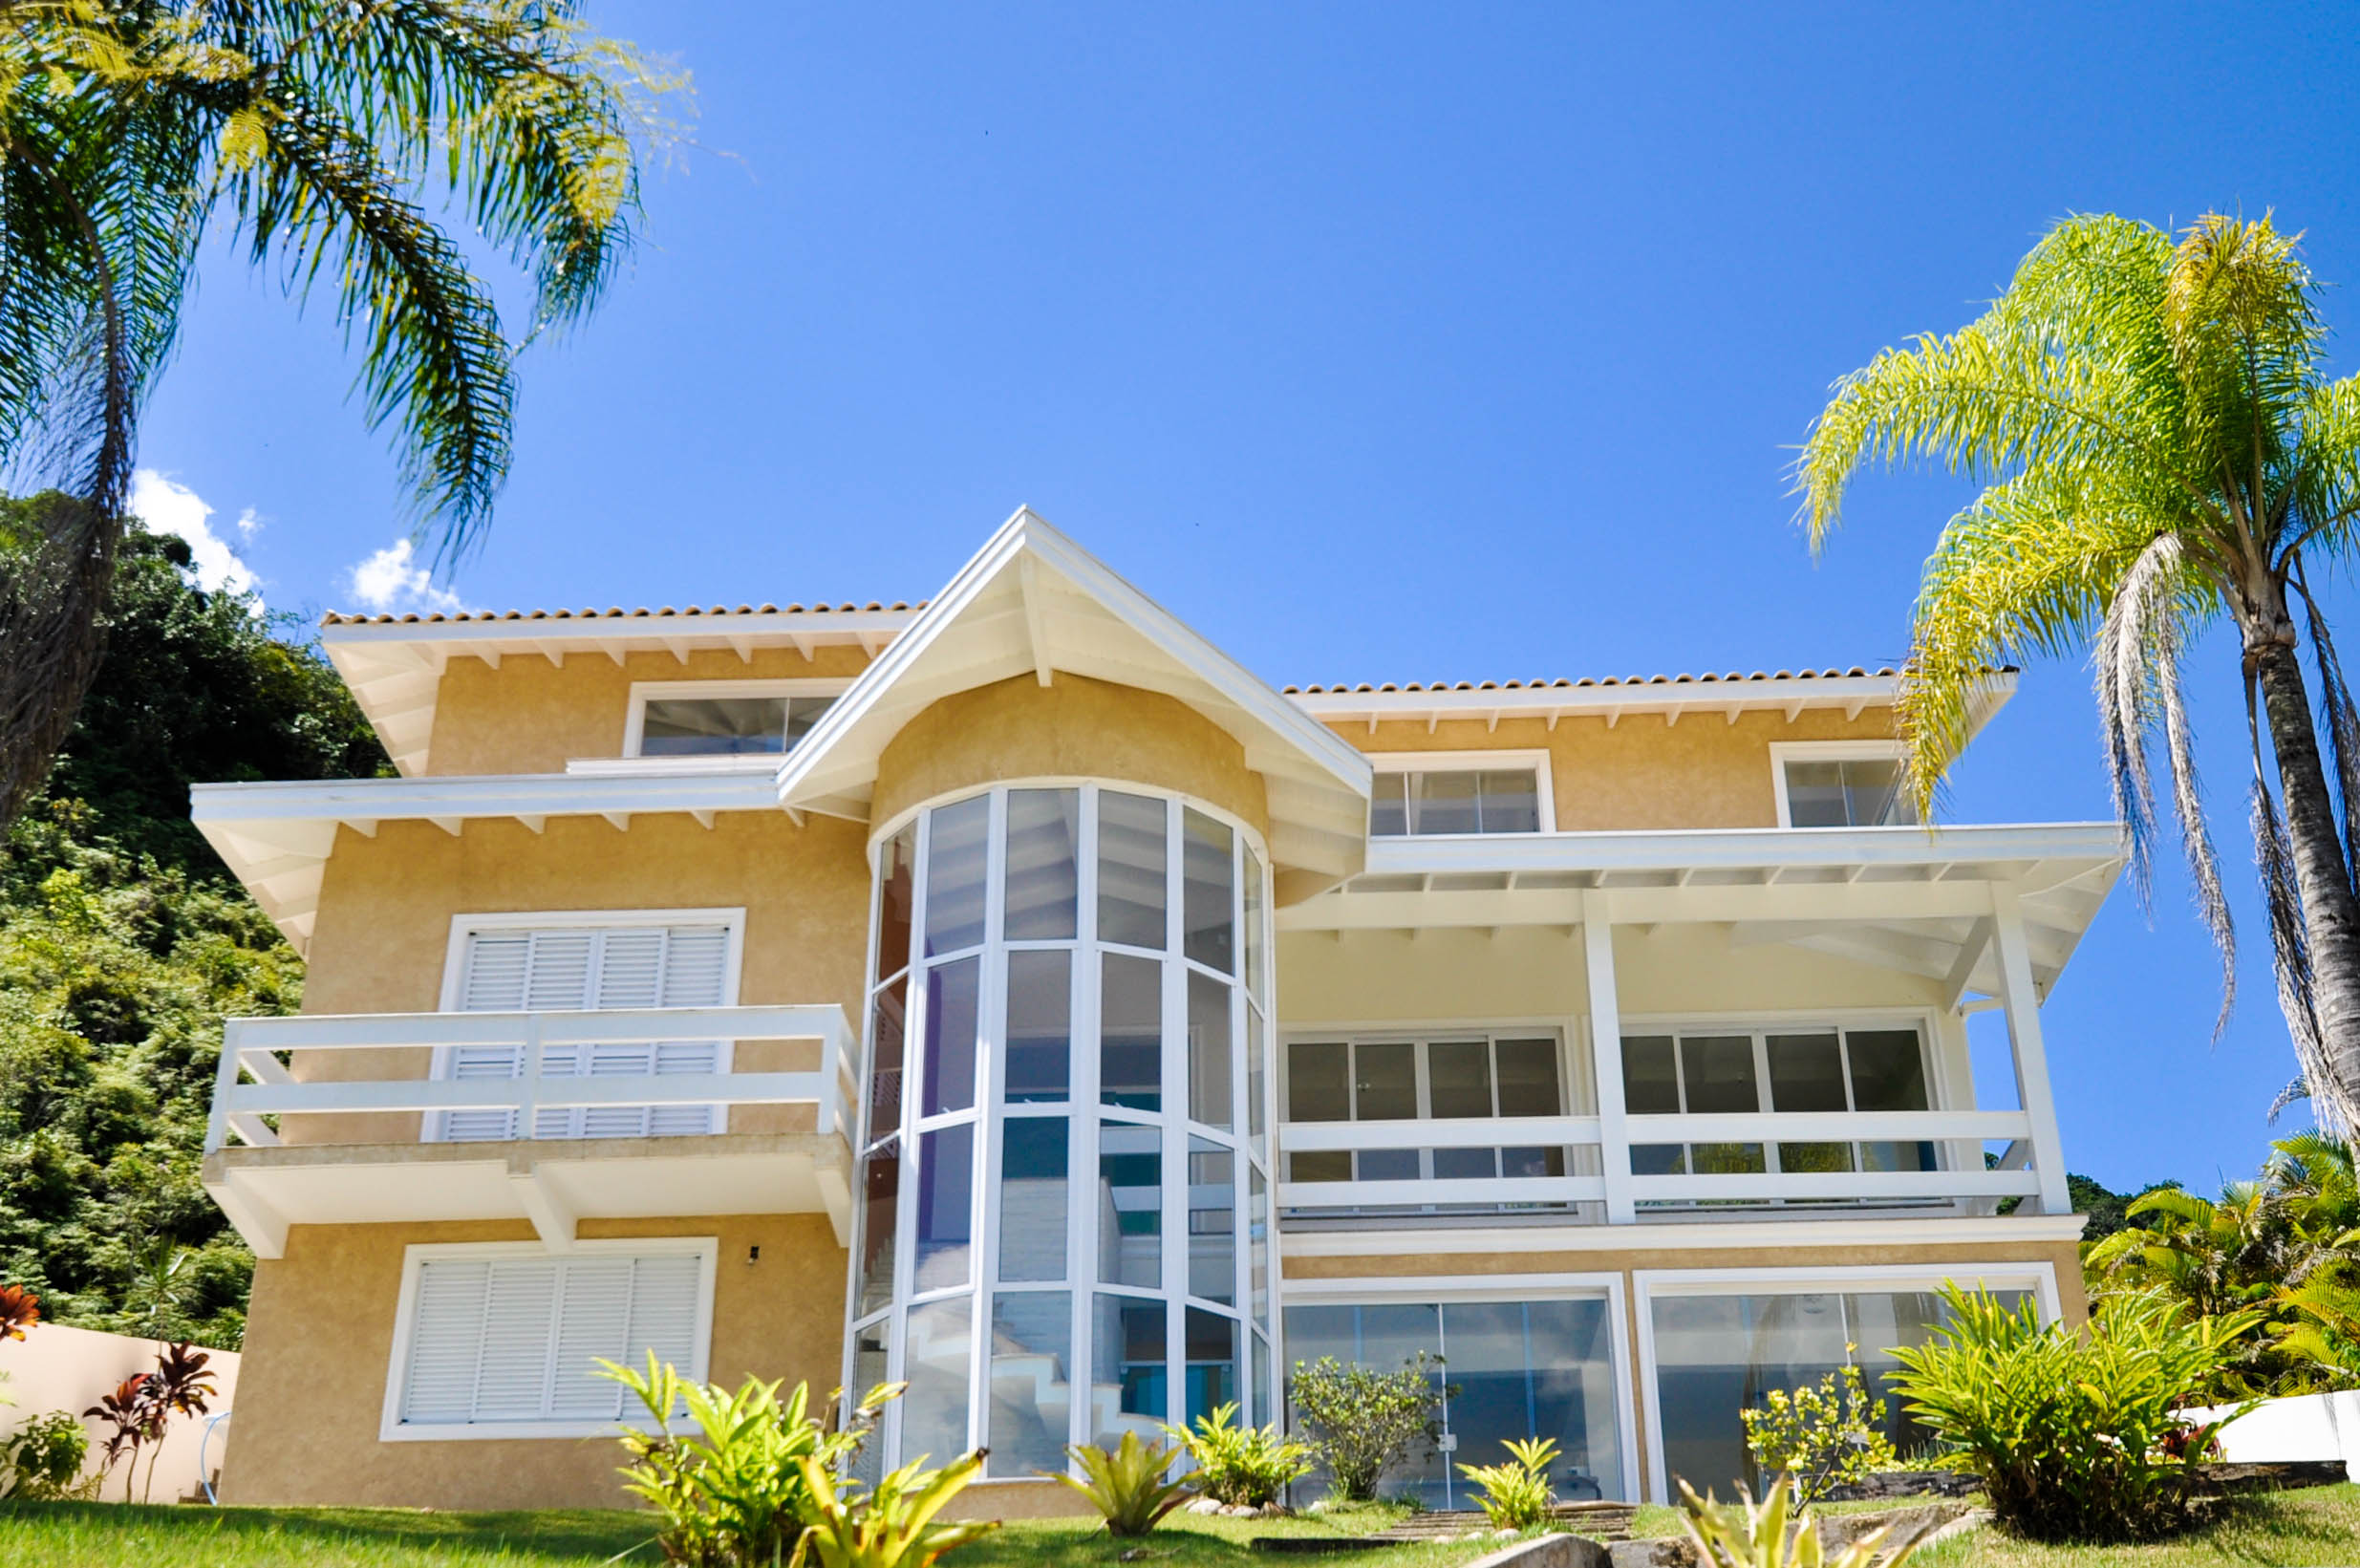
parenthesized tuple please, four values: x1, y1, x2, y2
(0, 521, 389, 1346)
(1798, 213, 2360, 1138)
(1288, 1352, 1451, 1503)
(0, 1, 682, 827)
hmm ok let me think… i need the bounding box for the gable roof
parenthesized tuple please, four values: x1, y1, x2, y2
(775, 507, 1374, 886)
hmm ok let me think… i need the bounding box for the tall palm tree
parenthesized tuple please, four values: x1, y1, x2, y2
(0, 1, 680, 824)
(1798, 213, 2360, 1138)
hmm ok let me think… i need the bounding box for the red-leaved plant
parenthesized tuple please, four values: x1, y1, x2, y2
(0, 1283, 38, 1341)
(80, 1342, 220, 1501)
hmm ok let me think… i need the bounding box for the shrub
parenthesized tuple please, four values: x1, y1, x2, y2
(791, 1450, 998, 1568)
(1457, 1436, 1557, 1531)
(1739, 1354, 1899, 1502)
(1678, 1473, 1916, 1568)
(1289, 1352, 1451, 1502)
(1886, 1285, 2261, 1542)
(601, 1353, 895, 1567)
(0, 1409, 94, 1500)
(1166, 1402, 1312, 1507)
(1049, 1430, 1199, 1536)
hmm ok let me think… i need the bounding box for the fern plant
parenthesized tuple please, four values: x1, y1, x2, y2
(1048, 1431, 1200, 1536)
(1457, 1436, 1558, 1531)
(1166, 1403, 1311, 1508)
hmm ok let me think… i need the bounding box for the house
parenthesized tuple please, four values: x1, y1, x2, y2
(191, 509, 2120, 1513)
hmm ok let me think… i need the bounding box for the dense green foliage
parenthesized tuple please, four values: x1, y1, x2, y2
(1738, 1362, 1898, 1503)
(1288, 1353, 1450, 1503)
(1166, 1404, 1311, 1510)
(1888, 1286, 2258, 1543)
(0, 515, 389, 1346)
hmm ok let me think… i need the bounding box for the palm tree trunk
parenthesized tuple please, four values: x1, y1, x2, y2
(2255, 641, 2360, 1124)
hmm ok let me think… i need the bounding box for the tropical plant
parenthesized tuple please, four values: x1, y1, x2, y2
(1886, 1285, 2259, 1541)
(1676, 1473, 1917, 1568)
(1457, 1435, 1559, 1532)
(1288, 1352, 1452, 1503)
(0, 1283, 36, 1340)
(80, 1373, 161, 1502)
(0, 1408, 94, 1500)
(1797, 211, 2360, 1136)
(599, 1353, 894, 1568)
(1048, 1430, 1199, 1537)
(133, 1339, 217, 1501)
(1739, 1358, 1899, 1503)
(0, 2, 685, 828)
(1165, 1402, 1311, 1508)
(790, 1450, 997, 1568)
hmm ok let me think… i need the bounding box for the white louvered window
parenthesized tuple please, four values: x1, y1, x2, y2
(435, 922, 735, 1143)
(393, 1249, 707, 1433)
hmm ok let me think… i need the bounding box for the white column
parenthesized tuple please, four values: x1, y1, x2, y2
(1582, 891, 1635, 1224)
(1991, 884, 2071, 1216)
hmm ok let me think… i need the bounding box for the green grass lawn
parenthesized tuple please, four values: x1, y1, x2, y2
(1911, 1482, 2360, 1568)
(0, 1497, 1494, 1568)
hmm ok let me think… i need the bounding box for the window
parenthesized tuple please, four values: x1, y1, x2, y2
(436, 913, 741, 1143)
(1772, 745, 1917, 827)
(1366, 753, 1551, 836)
(1621, 1023, 1937, 1202)
(385, 1242, 713, 1438)
(624, 681, 846, 759)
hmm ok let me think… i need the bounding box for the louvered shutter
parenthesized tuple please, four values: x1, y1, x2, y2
(395, 1251, 705, 1429)
(649, 927, 729, 1136)
(442, 934, 532, 1141)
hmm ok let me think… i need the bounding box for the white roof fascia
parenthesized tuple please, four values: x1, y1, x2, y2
(773, 507, 1373, 873)
(1290, 671, 2017, 735)
(1356, 820, 2120, 878)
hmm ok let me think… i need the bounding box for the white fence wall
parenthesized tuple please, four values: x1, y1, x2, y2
(0, 1322, 241, 1503)
(2189, 1390, 2360, 1482)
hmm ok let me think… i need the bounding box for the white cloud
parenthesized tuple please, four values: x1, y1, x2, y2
(128, 469, 261, 601)
(344, 537, 470, 615)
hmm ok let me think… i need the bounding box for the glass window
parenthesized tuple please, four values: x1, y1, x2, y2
(1100, 955, 1162, 1112)
(1355, 1042, 1419, 1121)
(1427, 1040, 1493, 1119)
(901, 1296, 972, 1466)
(867, 977, 908, 1143)
(1097, 791, 1168, 950)
(1681, 1037, 1760, 1113)
(1477, 771, 1542, 833)
(1005, 951, 1071, 1103)
(849, 1321, 890, 1486)
(1847, 1030, 1929, 1111)
(1369, 768, 1546, 837)
(1098, 1124, 1161, 1288)
(876, 827, 914, 984)
(1496, 1038, 1563, 1117)
(1415, 770, 1482, 835)
(1249, 1167, 1269, 1330)
(1766, 1033, 1847, 1111)
(1188, 971, 1234, 1129)
(1093, 1295, 1167, 1444)
(999, 1118, 1068, 1282)
(1003, 789, 1080, 940)
(1621, 1036, 1681, 1114)
(921, 959, 979, 1117)
(1249, 1001, 1269, 1149)
(636, 694, 833, 756)
(924, 797, 990, 956)
(1370, 772, 1409, 837)
(1188, 1137, 1235, 1305)
(1243, 848, 1266, 1002)
(1285, 1042, 1351, 1184)
(1784, 757, 1919, 827)
(1183, 809, 1235, 974)
(1185, 1307, 1238, 1426)
(988, 1292, 1072, 1477)
(914, 1125, 974, 1291)
(858, 1148, 899, 1318)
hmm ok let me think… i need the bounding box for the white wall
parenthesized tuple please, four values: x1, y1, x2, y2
(0, 1323, 241, 1503)
(2189, 1390, 2360, 1481)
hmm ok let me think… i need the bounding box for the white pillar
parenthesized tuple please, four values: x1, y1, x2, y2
(1992, 884, 2072, 1217)
(1582, 891, 1636, 1224)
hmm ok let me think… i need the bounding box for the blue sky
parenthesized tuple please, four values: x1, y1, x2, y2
(123, 4, 2360, 1193)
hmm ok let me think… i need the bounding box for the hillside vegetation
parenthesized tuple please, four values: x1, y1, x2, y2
(0, 505, 388, 1346)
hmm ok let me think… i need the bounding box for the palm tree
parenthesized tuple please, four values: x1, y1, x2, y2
(1798, 213, 2360, 1138)
(0, 2, 681, 824)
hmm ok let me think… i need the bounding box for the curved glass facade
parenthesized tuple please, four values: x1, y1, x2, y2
(849, 784, 1276, 1473)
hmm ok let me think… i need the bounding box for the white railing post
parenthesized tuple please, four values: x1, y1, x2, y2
(518, 1014, 544, 1141)
(1992, 884, 2072, 1216)
(206, 1019, 245, 1153)
(1582, 890, 1636, 1224)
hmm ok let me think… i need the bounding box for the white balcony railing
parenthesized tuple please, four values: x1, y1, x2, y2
(1276, 1116, 1608, 1212)
(203, 1004, 859, 1154)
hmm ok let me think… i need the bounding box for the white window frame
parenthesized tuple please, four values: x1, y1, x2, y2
(1631, 1260, 2062, 1502)
(378, 1236, 719, 1442)
(622, 678, 851, 760)
(1768, 741, 1910, 829)
(1365, 750, 1556, 835)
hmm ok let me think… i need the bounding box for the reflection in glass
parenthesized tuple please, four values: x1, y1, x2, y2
(1285, 1042, 1350, 1184)
(1249, 1001, 1268, 1149)
(867, 978, 907, 1142)
(1097, 792, 1168, 949)
(1182, 809, 1234, 974)
(1621, 1036, 1680, 1114)
(914, 1125, 974, 1290)
(924, 796, 990, 956)
(1188, 1136, 1235, 1305)
(988, 1292, 1072, 1477)
(1100, 955, 1162, 1111)
(858, 1148, 899, 1318)
(876, 827, 915, 983)
(1005, 950, 1071, 1102)
(1188, 972, 1233, 1129)
(901, 1296, 972, 1467)
(999, 1117, 1068, 1281)
(850, 1321, 891, 1486)
(1004, 789, 1080, 940)
(1099, 1124, 1162, 1288)
(1284, 1302, 1447, 1502)
(1766, 1033, 1847, 1111)
(1242, 848, 1266, 999)
(1186, 1306, 1238, 1426)
(1249, 1167, 1269, 1330)
(922, 959, 979, 1116)
(639, 695, 834, 756)
(1682, 1037, 1759, 1113)
(1093, 1294, 1167, 1444)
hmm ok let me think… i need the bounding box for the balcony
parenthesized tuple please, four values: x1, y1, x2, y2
(201, 1004, 857, 1257)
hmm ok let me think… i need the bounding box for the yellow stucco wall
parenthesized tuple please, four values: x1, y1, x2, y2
(1335, 706, 1900, 831)
(871, 674, 1272, 836)
(219, 1214, 847, 1510)
(423, 645, 872, 776)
